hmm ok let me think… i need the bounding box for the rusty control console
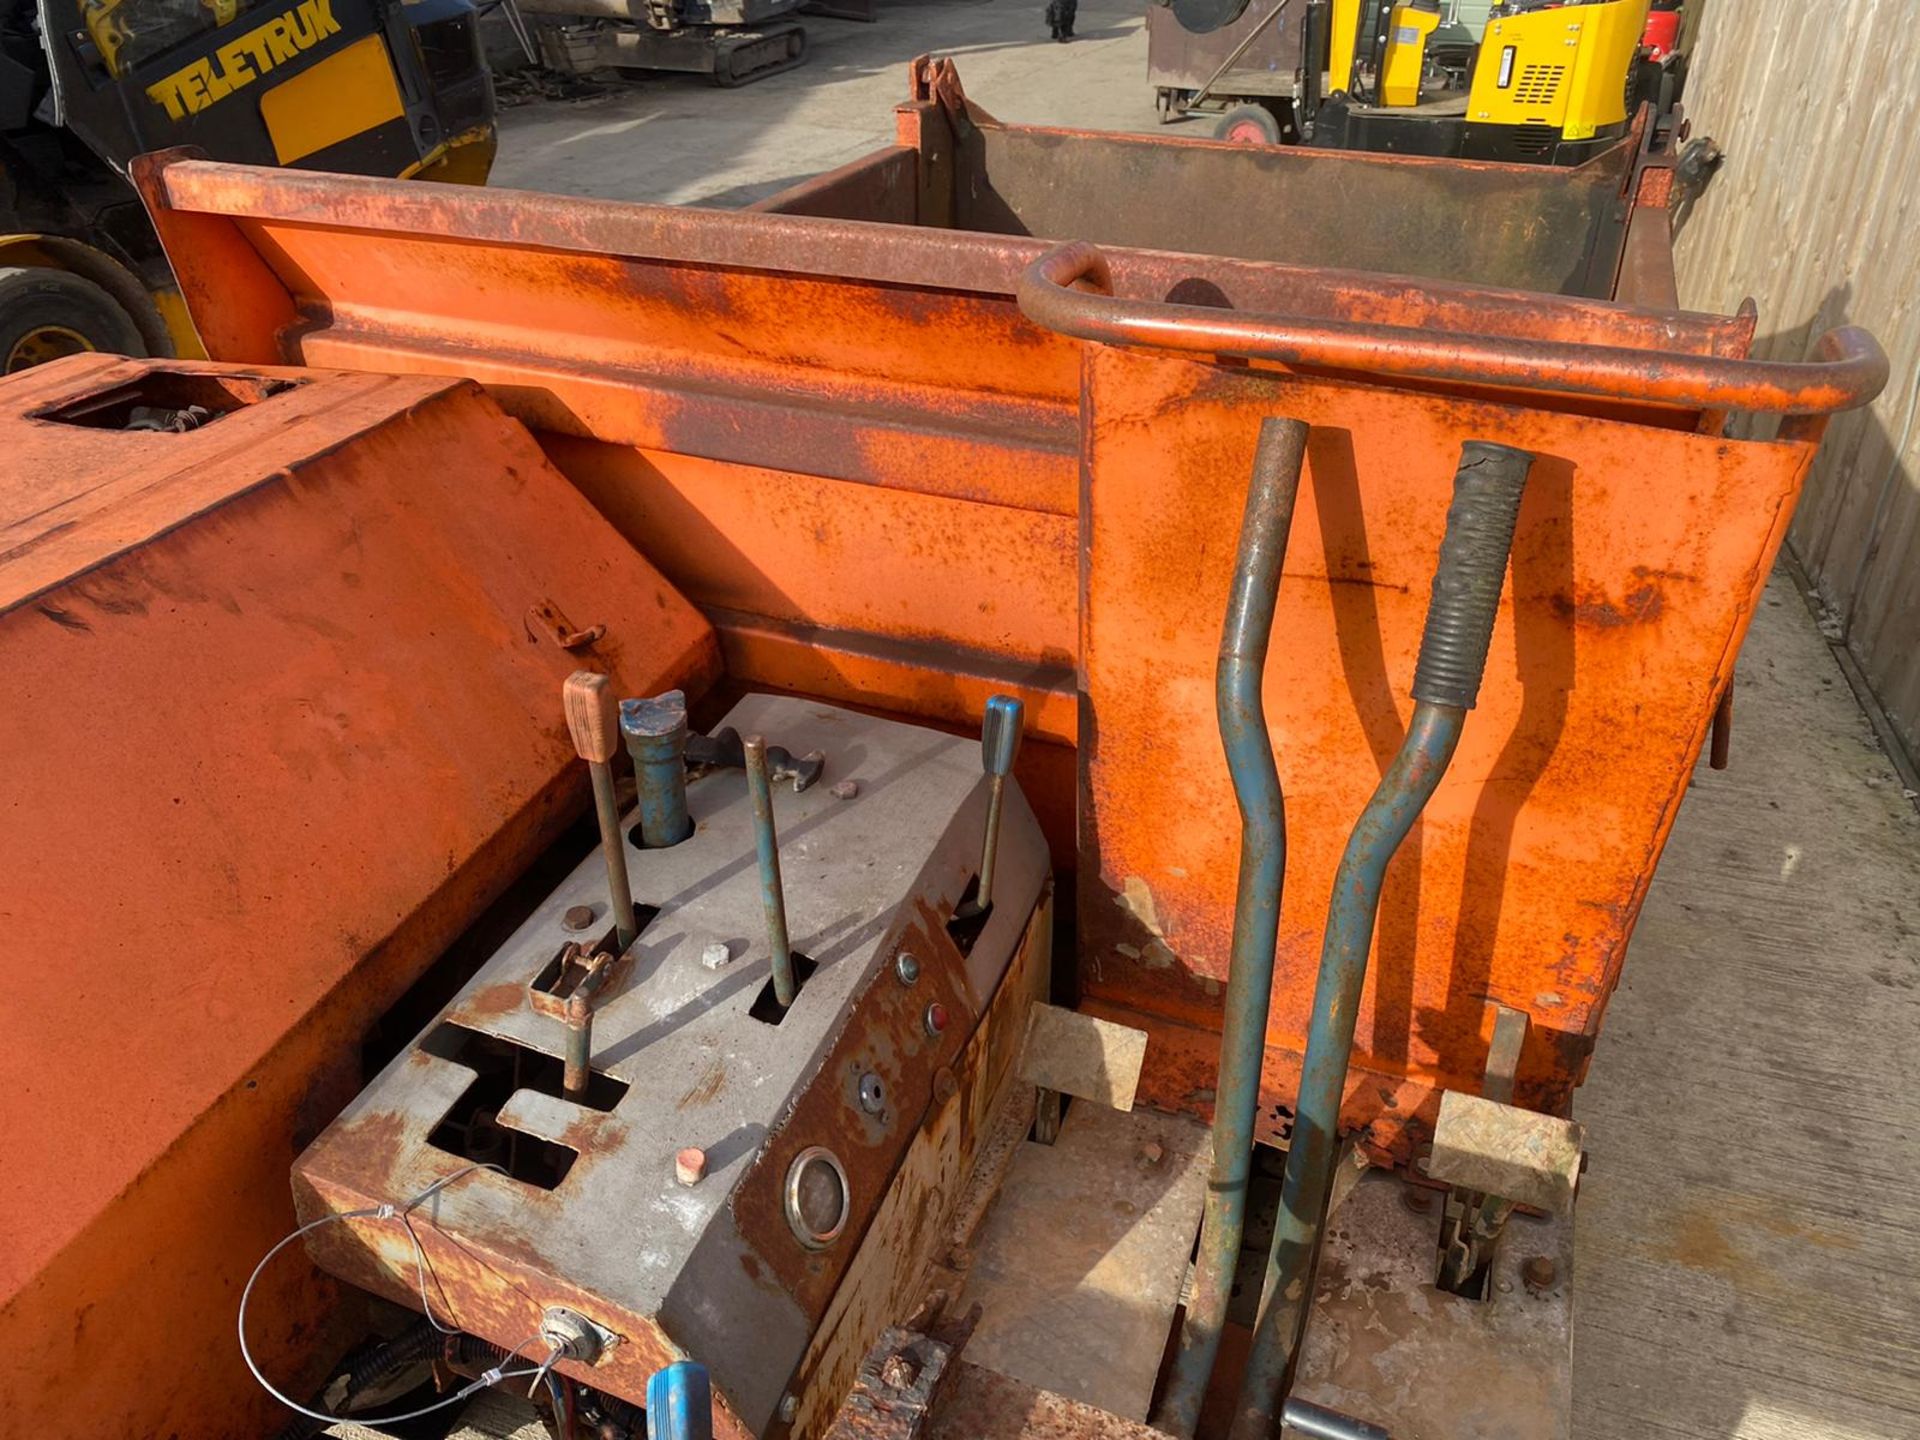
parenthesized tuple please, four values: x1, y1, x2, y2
(290, 693, 1049, 1434)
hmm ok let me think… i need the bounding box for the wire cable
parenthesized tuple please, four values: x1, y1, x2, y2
(394, 1162, 503, 1332)
(238, 1165, 556, 1429)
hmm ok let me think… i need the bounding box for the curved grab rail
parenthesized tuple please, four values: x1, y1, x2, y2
(1017, 242, 1888, 417)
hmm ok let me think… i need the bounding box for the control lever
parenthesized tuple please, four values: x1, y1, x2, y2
(1282, 1397, 1391, 1440)
(1231, 440, 1536, 1440)
(744, 735, 800, 1009)
(687, 726, 825, 792)
(647, 1360, 714, 1440)
(530, 942, 624, 1103)
(959, 695, 1024, 920)
(563, 671, 639, 952)
(622, 690, 693, 849)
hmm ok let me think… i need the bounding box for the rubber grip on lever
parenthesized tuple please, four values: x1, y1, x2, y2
(1411, 441, 1535, 711)
(646, 1361, 713, 1440)
(981, 694, 1025, 777)
(563, 670, 620, 763)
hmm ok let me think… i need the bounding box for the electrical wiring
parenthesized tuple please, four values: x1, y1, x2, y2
(237, 1164, 557, 1429)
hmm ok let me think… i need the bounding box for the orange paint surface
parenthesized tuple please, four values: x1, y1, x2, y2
(124, 156, 1839, 1161)
(0, 355, 717, 1437)
(1075, 351, 1815, 1149)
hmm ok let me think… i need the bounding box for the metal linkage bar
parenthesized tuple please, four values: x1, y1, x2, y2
(744, 734, 799, 1008)
(1230, 441, 1536, 1440)
(1158, 416, 1310, 1438)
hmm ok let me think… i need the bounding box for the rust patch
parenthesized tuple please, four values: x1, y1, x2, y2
(1551, 583, 1666, 628)
(679, 1055, 729, 1109)
(458, 980, 526, 1022)
(1643, 1207, 1740, 1274)
(315, 1109, 410, 1192)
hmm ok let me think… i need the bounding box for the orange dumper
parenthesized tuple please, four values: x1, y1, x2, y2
(0, 57, 1884, 1440)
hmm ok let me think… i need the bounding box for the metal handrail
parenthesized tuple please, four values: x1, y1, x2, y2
(1018, 242, 1888, 417)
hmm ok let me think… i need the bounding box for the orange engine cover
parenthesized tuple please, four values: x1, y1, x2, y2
(0, 355, 718, 1440)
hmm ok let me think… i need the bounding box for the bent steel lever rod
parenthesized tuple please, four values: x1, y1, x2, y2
(1157, 416, 1310, 1439)
(1229, 440, 1536, 1440)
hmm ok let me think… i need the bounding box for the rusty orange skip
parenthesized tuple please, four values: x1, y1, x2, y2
(119, 141, 1877, 1149)
(0, 74, 1886, 1438)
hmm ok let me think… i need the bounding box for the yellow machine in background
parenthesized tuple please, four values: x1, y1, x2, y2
(0, 0, 496, 370)
(1377, 0, 1441, 107)
(1305, 0, 1654, 162)
(1468, 0, 1650, 150)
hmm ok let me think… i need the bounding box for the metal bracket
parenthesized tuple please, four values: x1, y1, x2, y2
(686, 725, 825, 792)
(528, 598, 605, 650)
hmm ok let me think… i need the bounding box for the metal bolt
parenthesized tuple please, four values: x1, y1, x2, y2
(1521, 1255, 1558, 1294)
(830, 778, 860, 800)
(675, 1147, 707, 1186)
(1137, 1140, 1166, 1170)
(895, 952, 921, 985)
(923, 1001, 949, 1037)
(701, 940, 732, 970)
(779, 1394, 798, 1424)
(879, 1353, 919, 1389)
(1402, 1185, 1435, 1214)
(563, 904, 596, 932)
(858, 1072, 886, 1114)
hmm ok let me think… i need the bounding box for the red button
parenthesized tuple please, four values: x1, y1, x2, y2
(924, 1002, 949, 1037)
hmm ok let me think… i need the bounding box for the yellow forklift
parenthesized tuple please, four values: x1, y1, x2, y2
(0, 0, 495, 368)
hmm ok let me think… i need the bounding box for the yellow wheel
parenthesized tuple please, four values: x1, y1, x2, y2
(6, 323, 94, 373)
(0, 265, 146, 374)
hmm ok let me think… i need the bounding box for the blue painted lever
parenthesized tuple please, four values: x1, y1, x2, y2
(646, 1360, 713, 1440)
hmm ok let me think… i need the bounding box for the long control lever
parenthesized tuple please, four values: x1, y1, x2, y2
(959, 695, 1024, 920)
(563, 671, 639, 952)
(1230, 440, 1536, 1440)
(744, 735, 800, 1009)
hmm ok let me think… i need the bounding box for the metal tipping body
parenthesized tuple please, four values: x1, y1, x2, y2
(11, 80, 1882, 1436)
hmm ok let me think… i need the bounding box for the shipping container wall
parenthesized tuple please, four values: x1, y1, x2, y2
(1673, 0, 1920, 773)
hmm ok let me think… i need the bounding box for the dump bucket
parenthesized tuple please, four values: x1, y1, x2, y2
(753, 57, 1687, 304)
(8, 119, 1873, 1437)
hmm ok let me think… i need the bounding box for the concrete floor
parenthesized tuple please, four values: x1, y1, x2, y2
(490, 0, 1161, 204)
(1575, 570, 1920, 1440)
(490, 15, 1920, 1438)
